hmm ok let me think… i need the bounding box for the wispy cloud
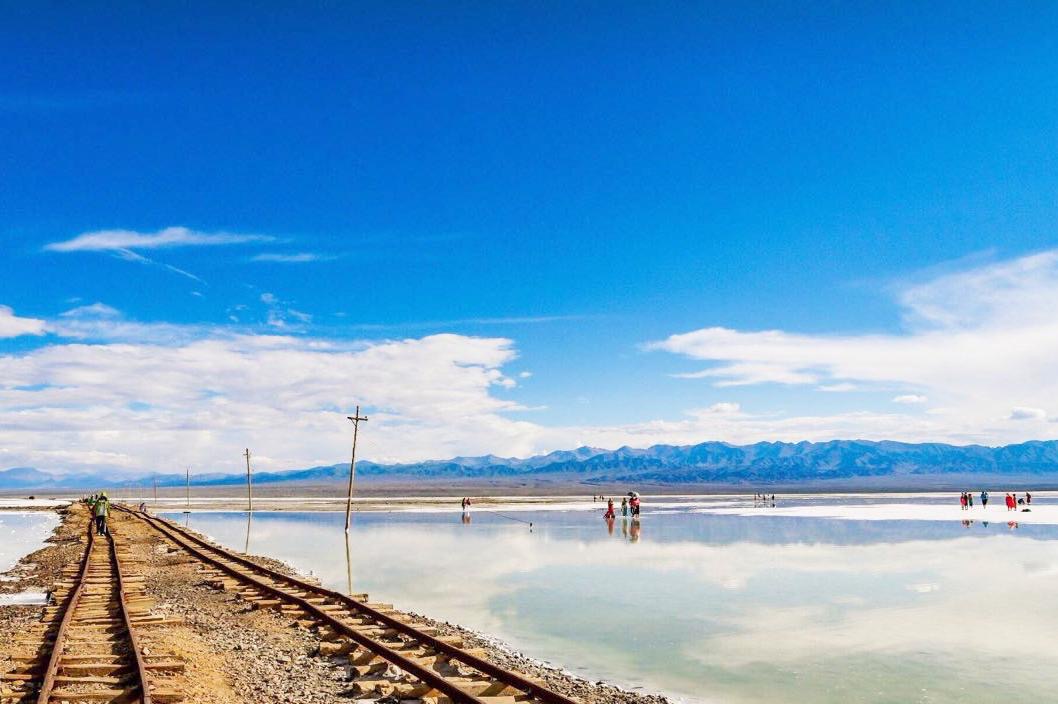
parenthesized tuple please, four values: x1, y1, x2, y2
(111, 247, 205, 283)
(344, 315, 589, 332)
(251, 252, 328, 263)
(820, 383, 859, 392)
(44, 226, 272, 252)
(259, 292, 313, 330)
(893, 394, 928, 405)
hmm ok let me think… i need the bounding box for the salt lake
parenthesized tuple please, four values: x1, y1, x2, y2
(163, 493, 1058, 703)
(0, 511, 60, 575)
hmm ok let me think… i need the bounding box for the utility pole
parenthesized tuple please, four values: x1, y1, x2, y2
(153, 477, 157, 505)
(344, 406, 369, 532)
(184, 465, 191, 513)
(243, 448, 254, 512)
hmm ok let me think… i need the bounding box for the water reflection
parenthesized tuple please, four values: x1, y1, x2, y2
(345, 530, 353, 597)
(245, 511, 252, 554)
(165, 504, 1058, 704)
(0, 512, 59, 574)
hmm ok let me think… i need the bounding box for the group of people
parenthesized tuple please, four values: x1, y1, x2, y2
(958, 491, 1032, 511)
(602, 493, 641, 519)
(83, 492, 110, 535)
(753, 493, 777, 507)
(460, 497, 473, 511)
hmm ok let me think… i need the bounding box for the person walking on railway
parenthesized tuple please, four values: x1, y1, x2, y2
(94, 492, 110, 536)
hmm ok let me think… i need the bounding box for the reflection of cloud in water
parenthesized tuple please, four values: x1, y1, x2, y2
(176, 508, 1058, 704)
(692, 537, 1058, 669)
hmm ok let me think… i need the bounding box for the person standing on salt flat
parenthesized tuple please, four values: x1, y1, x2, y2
(968, 492, 973, 508)
(959, 493, 967, 511)
(981, 490, 989, 508)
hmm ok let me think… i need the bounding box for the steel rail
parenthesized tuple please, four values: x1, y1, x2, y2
(35, 519, 94, 704)
(117, 505, 580, 704)
(109, 531, 153, 704)
(36, 514, 153, 704)
(123, 509, 489, 704)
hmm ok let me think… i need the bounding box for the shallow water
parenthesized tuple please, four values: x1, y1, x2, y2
(0, 512, 59, 574)
(164, 495, 1058, 703)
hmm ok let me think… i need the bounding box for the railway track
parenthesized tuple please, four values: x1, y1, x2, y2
(114, 505, 581, 704)
(2, 511, 183, 704)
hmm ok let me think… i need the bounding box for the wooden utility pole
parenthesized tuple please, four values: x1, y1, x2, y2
(153, 477, 158, 505)
(344, 406, 369, 532)
(184, 466, 191, 513)
(243, 448, 254, 512)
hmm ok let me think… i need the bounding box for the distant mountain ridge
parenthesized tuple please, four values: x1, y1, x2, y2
(5, 439, 1058, 490)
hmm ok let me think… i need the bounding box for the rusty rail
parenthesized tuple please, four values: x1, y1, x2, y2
(117, 505, 580, 704)
(35, 520, 94, 703)
(111, 529, 153, 704)
(34, 514, 155, 704)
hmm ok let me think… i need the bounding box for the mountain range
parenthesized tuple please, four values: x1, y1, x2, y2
(4, 439, 1058, 490)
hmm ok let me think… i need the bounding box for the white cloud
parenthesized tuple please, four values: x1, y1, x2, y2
(650, 249, 1058, 443)
(0, 306, 46, 338)
(60, 302, 121, 319)
(820, 383, 858, 392)
(251, 252, 323, 263)
(44, 226, 272, 252)
(6, 248, 1058, 476)
(257, 292, 312, 329)
(892, 394, 928, 404)
(700, 402, 741, 415)
(1009, 407, 1046, 421)
(0, 323, 524, 474)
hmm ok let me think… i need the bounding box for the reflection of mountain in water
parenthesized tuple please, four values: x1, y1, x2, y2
(162, 507, 1058, 548)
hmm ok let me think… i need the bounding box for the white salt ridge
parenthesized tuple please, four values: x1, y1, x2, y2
(0, 591, 48, 606)
(0, 499, 69, 508)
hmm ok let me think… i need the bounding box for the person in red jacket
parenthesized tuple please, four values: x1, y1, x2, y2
(604, 498, 616, 520)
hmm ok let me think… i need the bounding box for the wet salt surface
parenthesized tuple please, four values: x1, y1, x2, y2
(0, 511, 60, 576)
(166, 494, 1058, 704)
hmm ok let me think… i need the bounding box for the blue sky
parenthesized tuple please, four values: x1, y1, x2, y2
(2, 3, 1058, 475)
